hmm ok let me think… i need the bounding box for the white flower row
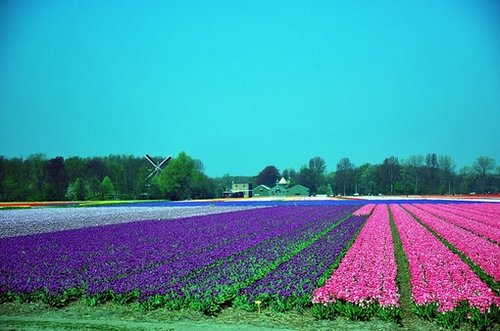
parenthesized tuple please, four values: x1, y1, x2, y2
(0, 206, 260, 238)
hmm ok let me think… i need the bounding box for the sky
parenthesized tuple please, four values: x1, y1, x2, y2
(1, 0, 499, 177)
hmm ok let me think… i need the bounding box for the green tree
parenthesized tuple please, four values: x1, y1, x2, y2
(256, 165, 280, 187)
(379, 156, 400, 195)
(106, 156, 125, 199)
(336, 157, 354, 196)
(355, 163, 377, 195)
(439, 155, 455, 194)
(85, 176, 102, 200)
(297, 156, 327, 195)
(66, 177, 86, 200)
(1, 157, 24, 201)
(405, 155, 424, 194)
(101, 176, 116, 200)
(158, 152, 210, 200)
(472, 156, 496, 193)
(43, 156, 67, 201)
(85, 158, 107, 181)
(309, 156, 327, 174)
(425, 153, 439, 193)
(0, 156, 5, 200)
(458, 166, 473, 194)
(26, 154, 46, 200)
(64, 157, 86, 184)
(297, 166, 316, 195)
(190, 172, 216, 199)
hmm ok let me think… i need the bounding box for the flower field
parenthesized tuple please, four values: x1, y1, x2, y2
(402, 204, 500, 281)
(391, 205, 498, 312)
(313, 204, 399, 319)
(0, 205, 360, 311)
(310, 202, 499, 328)
(0, 205, 259, 238)
(0, 201, 499, 329)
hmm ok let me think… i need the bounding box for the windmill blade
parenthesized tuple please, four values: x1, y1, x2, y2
(145, 153, 172, 180)
(158, 155, 172, 168)
(145, 154, 157, 167)
(146, 170, 157, 180)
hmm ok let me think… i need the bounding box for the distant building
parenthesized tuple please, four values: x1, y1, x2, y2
(270, 184, 287, 196)
(224, 180, 310, 198)
(231, 182, 253, 198)
(253, 184, 271, 197)
(278, 177, 289, 185)
(287, 184, 310, 196)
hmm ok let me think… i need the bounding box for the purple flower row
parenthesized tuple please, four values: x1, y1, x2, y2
(0, 207, 297, 295)
(0, 210, 278, 292)
(0, 206, 259, 238)
(0, 206, 356, 306)
(241, 215, 366, 303)
(137, 206, 357, 303)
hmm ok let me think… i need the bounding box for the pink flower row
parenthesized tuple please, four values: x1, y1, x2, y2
(432, 203, 500, 230)
(313, 204, 399, 307)
(403, 204, 500, 281)
(455, 203, 500, 218)
(391, 204, 499, 313)
(414, 204, 500, 244)
(352, 204, 375, 216)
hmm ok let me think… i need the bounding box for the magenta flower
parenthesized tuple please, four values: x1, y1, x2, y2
(313, 204, 399, 308)
(352, 204, 375, 217)
(391, 204, 499, 313)
(403, 204, 500, 281)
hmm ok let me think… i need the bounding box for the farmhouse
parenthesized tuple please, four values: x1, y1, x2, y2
(231, 182, 253, 198)
(253, 184, 271, 197)
(270, 184, 287, 196)
(227, 179, 310, 198)
(287, 184, 310, 196)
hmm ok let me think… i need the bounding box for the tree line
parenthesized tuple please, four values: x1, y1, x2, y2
(0, 152, 497, 202)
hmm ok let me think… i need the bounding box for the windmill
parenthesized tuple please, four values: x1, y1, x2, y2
(145, 154, 172, 179)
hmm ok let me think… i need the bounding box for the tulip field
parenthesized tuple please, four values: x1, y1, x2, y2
(0, 200, 499, 329)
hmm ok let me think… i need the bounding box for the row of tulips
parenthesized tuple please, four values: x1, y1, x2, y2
(413, 204, 499, 244)
(452, 203, 500, 217)
(0, 206, 357, 310)
(312, 205, 399, 310)
(431, 203, 500, 229)
(238, 215, 366, 310)
(402, 204, 500, 281)
(0, 205, 257, 238)
(138, 206, 357, 312)
(352, 204, 375, 216)
(84, 206, 332, 300)
(2, 207, 303, 297)
(390, 204, 499, 313)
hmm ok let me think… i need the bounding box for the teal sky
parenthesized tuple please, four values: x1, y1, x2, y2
(1, 0, 499, 177)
